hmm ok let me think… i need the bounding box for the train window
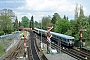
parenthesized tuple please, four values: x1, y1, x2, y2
(58, 37, 61, 39)
(53, 35, 56, 37)
(42, 32, 44, 34)
(57, 36, 60, 39)
(55, 35, 59, 39)
(69, 39, 74, 42)
(63, 38, 66, 41)
(61, 38, 66, 42)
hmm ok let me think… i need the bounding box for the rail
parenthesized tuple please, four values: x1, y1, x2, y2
(3, 40, 24, 60)
(29, 31, 48, 60)
(34, 36, 48, 60)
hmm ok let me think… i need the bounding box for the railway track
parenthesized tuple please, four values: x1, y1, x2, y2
(81, 47, 90, 54)
(27, 34, 32, 60)
(62, 48, 86, 60)
(3, 40, 24, 60)
(30, 31, 40, 60)
(28, 31, 48, 60)
(35, 33, 90, 60)
(3, 31, 47, 60)
(71, 47, 90, 60)
(51, 41, 90, 60)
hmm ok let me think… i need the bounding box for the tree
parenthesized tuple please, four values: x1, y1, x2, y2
(63, 15, 67, 20)
(64, 30, 72, 36)
(54, 18, 70, 34)
(21, 16, 29, 28)
(75, 3, 79, 20)
(19, 21, 21, 27)
(51, 16, 56, 24)
(42, 16, 52, 29)
(79, 5, 85, 18)
(85, 25, 90, 39)
(34, 21, 40, 28)
(30, 16, 34, 29)
(70, 20, 79, 37)
(0, 9, 15, 34)
(51, 13, 61, 24)
(0, 15, 12, 33)
(88, 15, 90, 24)
(13, 17, 18, 31)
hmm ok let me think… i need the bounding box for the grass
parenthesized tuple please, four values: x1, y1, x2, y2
(0, 39, 13, 56)
(85, 40, 90, 46)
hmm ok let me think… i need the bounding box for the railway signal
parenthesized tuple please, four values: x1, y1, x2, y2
(46, 26, 53, 53)
(24, 30, 27, 46)
(79, 29, 86, 48)
(80, 30, 82, 42)
(23, 30, 28, 60)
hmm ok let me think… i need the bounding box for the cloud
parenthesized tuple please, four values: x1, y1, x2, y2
(14, 0, 89, 21)
(14, 11, 32, 21)
(0, 0, 26, 9)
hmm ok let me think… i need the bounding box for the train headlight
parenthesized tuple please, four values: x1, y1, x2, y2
(69, 41, 72, 44)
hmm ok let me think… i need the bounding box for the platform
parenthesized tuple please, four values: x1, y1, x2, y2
(36, 38, 77, 60)
(45, 53, 76, 60)
(82, 46, 90, 50)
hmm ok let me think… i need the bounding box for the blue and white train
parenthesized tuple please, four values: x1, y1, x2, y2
(34, 28, 75, 47)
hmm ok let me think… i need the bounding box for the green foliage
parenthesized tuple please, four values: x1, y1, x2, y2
(74, 32, 80, 40)
(70, 15, 89, 39)
(70, 20, 79, 36)
(34, 21, 39, 28)
(85, 39, 90, 46)
(66, 16, 68, 20)
(13, 17, 18, 31)
(0, 39, 13, 56)
(74, 4, 78, 20)
(0, 31, 4, 36)
(30, 16, 34, 29)
(42, 16, 53, 29)
(84, 25, 90, 39)
(64, 30, 72, 36)
(88, 15, 90, 24)
(0, 15, 12, 33)
(79, 5, 84, 18)
(54, 18, 70, 34)
(63, 15, 67, 20)
(77, 17, 89, 29)
(19, 21, 21, 27)
(51, 16, 56, 24)
(21, 16, 29, 28)
(51, 13, 61, 24)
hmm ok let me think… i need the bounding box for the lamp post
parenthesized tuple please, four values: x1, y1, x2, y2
(40, 20, 43, 50)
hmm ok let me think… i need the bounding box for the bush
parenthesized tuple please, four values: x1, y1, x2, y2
(7, 30, 12, 34)
(0, 31, 4, 36)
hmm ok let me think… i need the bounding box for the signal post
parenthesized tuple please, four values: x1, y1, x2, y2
(46, 26, 53, 53)
(23, 29, 28, 60)
(79, 29, 86, 48)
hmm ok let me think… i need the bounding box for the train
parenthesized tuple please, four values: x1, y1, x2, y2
(34, 28, 75, 47)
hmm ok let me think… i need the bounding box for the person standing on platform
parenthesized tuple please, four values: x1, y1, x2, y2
(46, 26, 53, 53)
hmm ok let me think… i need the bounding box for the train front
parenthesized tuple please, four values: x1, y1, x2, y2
(68, 37, 75, 47)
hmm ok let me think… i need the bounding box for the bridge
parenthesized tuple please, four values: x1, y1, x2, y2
(0, 29, 90, 60)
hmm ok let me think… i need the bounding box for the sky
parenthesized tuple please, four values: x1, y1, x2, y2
(0, 0, 90, 22)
